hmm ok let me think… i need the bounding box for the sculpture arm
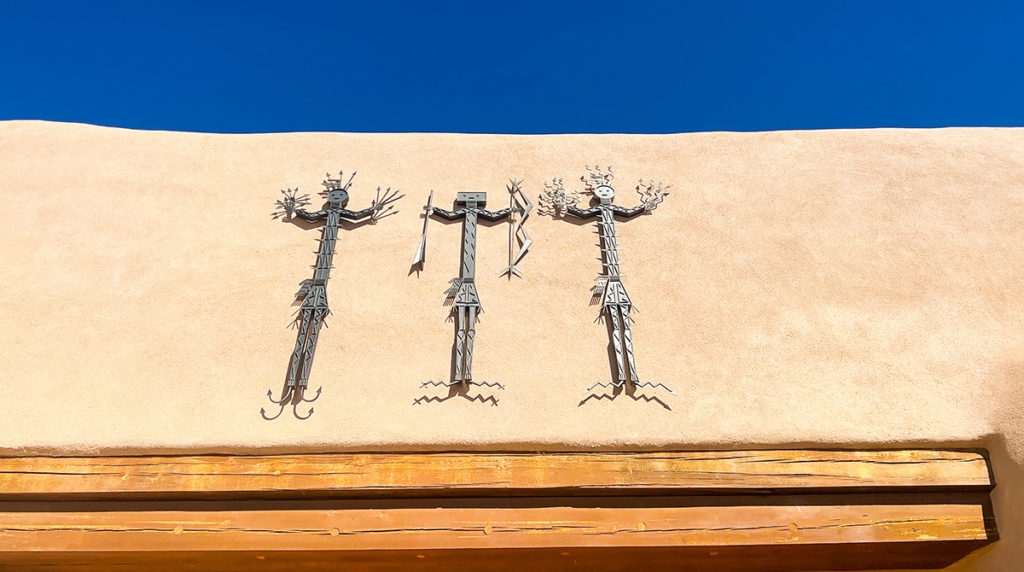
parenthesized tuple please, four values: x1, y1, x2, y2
(293, 208, 328, 222)
(431, 206, 465, 220)
(566, 205, 601, 219)
(478, 207, 513, 221)
(338, 206, 376, 220)
(609, 204, 647, 218)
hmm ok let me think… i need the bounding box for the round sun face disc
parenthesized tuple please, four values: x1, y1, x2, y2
(327, 190, 349, 204)
(593, 185, 616, 200)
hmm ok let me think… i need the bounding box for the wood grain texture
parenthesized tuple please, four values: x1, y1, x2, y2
(0, 507, 994, 571)
(0, 504, 991, 552)
(0, 449, 991, 499)
(0, 450, 997, 570)
(0, 545, 995, 572)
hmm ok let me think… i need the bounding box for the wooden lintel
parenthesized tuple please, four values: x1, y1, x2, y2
(0, 546, 996, 572)
(0, 449, 997, 571)
(0, 504, 992, 571)
(0, 449, 991, 500)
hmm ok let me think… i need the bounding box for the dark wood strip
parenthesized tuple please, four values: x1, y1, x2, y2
(0, 544, 992, 572)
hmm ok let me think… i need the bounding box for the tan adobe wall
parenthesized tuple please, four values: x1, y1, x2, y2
(0, 121, 1022, 570)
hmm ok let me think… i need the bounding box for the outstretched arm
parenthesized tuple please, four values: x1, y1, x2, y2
(338, 206, 376, 220)
(478, 207, 513, 221)
(339, 187, 404, 222)
(293, 208, 329, 222)
(608, 204, 647, 218)
(566, 205, 602, 219)
(431, 206, 465, 220)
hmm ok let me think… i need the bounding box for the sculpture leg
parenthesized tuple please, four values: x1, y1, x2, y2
(465, 307, 477, 382)
(607, 307, 628, 387)
(264, 308, 311, 419)
(287, 309, 312, 388)
(621, 305, 674, 402)
(297, 307, 326, 394)
(621, 306, 639, 386)
(454, 306, 467, 388)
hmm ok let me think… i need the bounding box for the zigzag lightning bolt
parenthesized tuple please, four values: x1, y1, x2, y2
(419, 379, 506, 390)
(500, 180, 533, 278)
(464, 393, 500, 406)
(413, 392, 501, 406)
(629, 392, 672, 410)
(578, 392, 617, 406)
(413, 394, 452, 405)
(584, 380, 675, 394)
(635, 381, 676, 395)
(578, 391, 671, 410)
(585, 380, 626, 392)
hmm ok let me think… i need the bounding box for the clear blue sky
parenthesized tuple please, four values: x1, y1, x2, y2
(2, 1, 1022, 133)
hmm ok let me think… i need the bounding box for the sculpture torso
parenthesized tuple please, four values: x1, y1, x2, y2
(455, 208, 482, 308)
(597, 207, 622, 278)
(299, 208, 342, 310)
(596, 206, 631, 308)
(460, 209, 478, 280)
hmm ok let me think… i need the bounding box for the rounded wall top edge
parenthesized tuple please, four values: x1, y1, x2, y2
(3, 119, 1023, 138)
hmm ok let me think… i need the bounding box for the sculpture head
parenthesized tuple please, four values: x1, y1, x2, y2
(581, 166, 616, 205)
(322, 171, 356, 207)
(326, 189, 349, 206)
(592, 184, 616, 204)
(456, 191, 487, 208)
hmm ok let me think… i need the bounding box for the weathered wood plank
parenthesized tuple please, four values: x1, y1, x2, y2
(0, 450, 996, 570)
(0, 504, 991, 553)
(0, 450, 991, 499)
(0, 545, 995, 572)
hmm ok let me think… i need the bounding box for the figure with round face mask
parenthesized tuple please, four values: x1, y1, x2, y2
(538, 166, 674, 408)
(263, 171, 403, 420)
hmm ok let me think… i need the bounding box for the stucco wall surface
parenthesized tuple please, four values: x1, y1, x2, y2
(0, 121, 1022, 569)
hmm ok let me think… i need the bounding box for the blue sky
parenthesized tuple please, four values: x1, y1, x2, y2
(1, 1, 1022, 133)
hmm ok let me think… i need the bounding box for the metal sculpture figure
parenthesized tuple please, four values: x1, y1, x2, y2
(538, 166, 674, 408)
(263, 171, 403, 420)
(412, 181, 532, 405)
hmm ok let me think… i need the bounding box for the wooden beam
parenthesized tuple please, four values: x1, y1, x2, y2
(0, 504, 993, 571)
(0, 450, 996, 570)
(0, 449, 991, 500)
(0, 546, 995, 572)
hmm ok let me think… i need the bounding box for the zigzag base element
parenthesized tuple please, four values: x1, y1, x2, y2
(579, 380, 674, 411)
(413, 380, 504, 407)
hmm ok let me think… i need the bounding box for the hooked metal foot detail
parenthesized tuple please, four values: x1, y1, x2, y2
(292, 385, 321, 419)
(260, 402, 287, 421)
(293, 402, 315, 420)
(266, 387, 293, 405)
(299, 386, 322, 403)
(261, 385, 322, 420)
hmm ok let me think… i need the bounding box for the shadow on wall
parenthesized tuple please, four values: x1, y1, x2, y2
(950, 357, 1024, 571)
(940, 433, 1022, 572)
